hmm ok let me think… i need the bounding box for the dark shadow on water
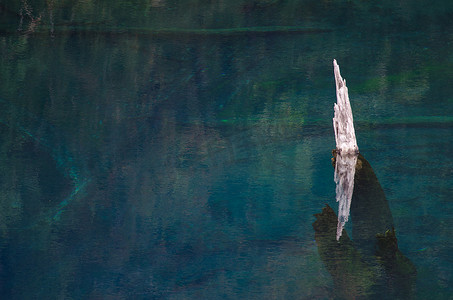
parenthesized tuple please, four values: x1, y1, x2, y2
(313, 153, 417, 299)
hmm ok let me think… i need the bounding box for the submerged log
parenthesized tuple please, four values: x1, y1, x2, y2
(313, 204, 375, 299)
(350, 154, 394, 256)
(314, 152, 416, 298)
(313, 202, 416, 299)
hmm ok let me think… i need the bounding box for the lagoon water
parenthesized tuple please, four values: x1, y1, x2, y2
(0, 1, 452, 299)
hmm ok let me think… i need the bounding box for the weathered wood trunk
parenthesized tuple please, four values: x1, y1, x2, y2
(332, 59, 359, 240)
(312, 60, 416, 299)
(332, 59, 358, 154)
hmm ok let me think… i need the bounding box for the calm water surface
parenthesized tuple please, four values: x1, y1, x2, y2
(0, 1, 452, 299)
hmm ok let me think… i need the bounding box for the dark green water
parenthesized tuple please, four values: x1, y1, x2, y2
(0, 1, 452, 299)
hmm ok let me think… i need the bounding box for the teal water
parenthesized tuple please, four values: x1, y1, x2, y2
(0, 1, 452, 299)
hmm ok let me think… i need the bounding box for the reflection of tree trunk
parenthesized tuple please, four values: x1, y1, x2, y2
(313, 153, 416, 299)
(333, 152, 357, 241)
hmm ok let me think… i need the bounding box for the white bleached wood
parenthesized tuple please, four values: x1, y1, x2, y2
(332, 59, 359, 240)
(333, 59, 358, 154)
(334, 153, 357, 240)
